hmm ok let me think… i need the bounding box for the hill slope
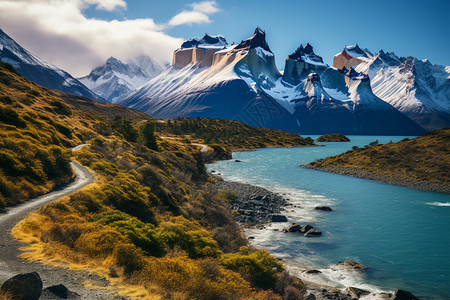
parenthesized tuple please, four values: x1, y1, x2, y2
(1, 61, 310, 299)
(305, 129, 450, 193)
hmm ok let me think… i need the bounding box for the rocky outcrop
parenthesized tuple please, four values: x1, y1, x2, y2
(172, 33, 228, 68)
(335, 261, 365, 271)
(1, 272, 43, 300)
(283, 43, 328, 85)
(271, 214, 288, 222)
(314, 206, 333, 211)
(391, 289, 419, 300)
(215, 180, 289, 225)
(344, 286, 370, 298)
(333, 45, 371, 70)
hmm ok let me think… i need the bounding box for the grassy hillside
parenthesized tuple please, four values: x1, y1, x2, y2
(1, 62, 309, 298)
(156, 117, 315, 150)
(306, 129, 450, 193)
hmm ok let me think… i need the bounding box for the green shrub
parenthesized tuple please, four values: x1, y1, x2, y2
(221, 246, 283, 290)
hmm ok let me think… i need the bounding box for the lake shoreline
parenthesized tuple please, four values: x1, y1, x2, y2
(303, 164, 450, 194)
(213, 178, 402, 299)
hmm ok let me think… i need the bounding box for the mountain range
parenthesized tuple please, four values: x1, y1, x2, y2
(78, 56, 168, 103)
(1, 27, 448, 135)
(119, 28, 441, 135)
(0, 29, 102, 101)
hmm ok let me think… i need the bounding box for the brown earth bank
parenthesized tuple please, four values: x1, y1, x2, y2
(305, 129, 450, 194)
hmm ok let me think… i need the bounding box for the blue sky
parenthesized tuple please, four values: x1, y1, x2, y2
(0, 0, 448, 75)
(86, 0, 450, 68)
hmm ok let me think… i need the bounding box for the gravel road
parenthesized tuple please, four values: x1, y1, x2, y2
(0, 148, 123, 299)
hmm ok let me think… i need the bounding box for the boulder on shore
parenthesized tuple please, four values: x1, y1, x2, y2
(271, 214, 288, 222)
(392, 289, 419, 300)
(287, 224, 301, 232)
(304, 228, 322, 237)
(1, 272, 43, 300)
(300, 225, 314, 233)
(41, 284, 81, 299)
(344, 286, 370, 298)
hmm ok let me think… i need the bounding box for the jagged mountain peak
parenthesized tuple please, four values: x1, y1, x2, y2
(78, 54, 167, 103)
(288, 43, 324, 64)
(345, 44, 372, 58)
(234, 27, 271, 52)
(180, 33, 227, 49)
(0, 27, 102, 101)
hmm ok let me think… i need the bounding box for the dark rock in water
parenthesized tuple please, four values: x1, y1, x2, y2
(1, 272, 43, 300)
(336, 261, 365, 271)
(300, 225, 314, 233)
(235, 159, 241, 162)
(248, 236, 255, 240)
(304, 228, 322, 237)
(392, 289, 419, 300)
(271, 214, 288, 222)
(305, 269, 322, 274)
(315, 206, 333, 211)
(288, 224, 301, 232)
(344, 286, 370, 298)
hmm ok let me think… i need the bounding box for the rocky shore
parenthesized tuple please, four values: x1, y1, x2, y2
(303, 164, 450, 194)
(214, 180, 289, 225)
(214, 178, 421, 300)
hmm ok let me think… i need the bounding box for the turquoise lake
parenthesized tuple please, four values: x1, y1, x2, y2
(208, 136, 450, 299)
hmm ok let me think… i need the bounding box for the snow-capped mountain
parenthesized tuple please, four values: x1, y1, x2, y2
(266, 46, 424, 135)
(353, 50, 450, 130)
(0, 28, 102, 101)
(120, 29, 301, 132)
(119, 29, 429, 135)
(78, 56, 168, 103)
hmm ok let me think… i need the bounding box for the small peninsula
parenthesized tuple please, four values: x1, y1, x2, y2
(305, 129, 450, 193)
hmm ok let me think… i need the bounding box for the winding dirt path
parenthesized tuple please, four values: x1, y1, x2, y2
(0, 145, 121, 299)
(191, 143, 211, 153)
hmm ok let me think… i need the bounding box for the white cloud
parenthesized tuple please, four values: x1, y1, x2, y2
(188, 1, 220, 14)
(168, 1, 220, 27)
(0, 0, 182, 76)
(168, 11, 212, 27)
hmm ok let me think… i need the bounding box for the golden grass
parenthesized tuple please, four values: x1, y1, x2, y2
(308, 129, 450, 185)
(3, 61, 307, 299)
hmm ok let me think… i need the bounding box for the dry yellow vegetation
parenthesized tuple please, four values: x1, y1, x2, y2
(1, 61, 309, 298)
(307, 129, 450, 193)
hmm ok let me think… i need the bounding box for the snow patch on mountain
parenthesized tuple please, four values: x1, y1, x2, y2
(354, 50, 450, 130)
(0, 28, 102, 101)
(78, 55, 168, 103)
